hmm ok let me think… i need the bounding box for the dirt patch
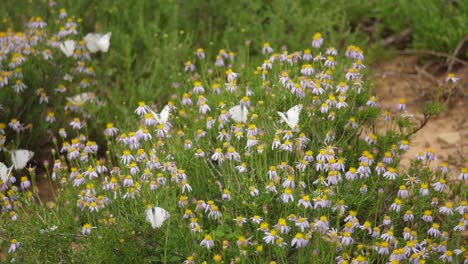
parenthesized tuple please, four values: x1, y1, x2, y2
(36, 176, 56, 202)
(372, 54, 467, 176)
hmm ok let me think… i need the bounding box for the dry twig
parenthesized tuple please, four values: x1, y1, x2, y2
(447, 35, 468, 73)
(399, 49, 468, 67)
(381, 28, 412, 47)
(414, 66, 441, 86)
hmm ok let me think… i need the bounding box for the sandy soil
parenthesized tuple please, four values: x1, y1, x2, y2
(372, 54, 467, 177)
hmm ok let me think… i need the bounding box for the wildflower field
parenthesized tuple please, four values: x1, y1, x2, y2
(0, 1, 467, 263)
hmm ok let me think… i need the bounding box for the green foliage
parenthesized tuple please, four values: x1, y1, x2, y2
(0, 1, 466, 263)
(422, 101, 444, 118)
(2, 34, 466, 263)
(2, 0, 465, 157)
(0, 11, 104, 160)
(376, 0, 468, 52)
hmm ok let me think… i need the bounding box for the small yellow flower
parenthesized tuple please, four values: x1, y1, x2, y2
(213, 254, 222, 262)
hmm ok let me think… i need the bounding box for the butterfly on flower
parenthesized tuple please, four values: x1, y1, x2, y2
(146, 206, 170, 229)
(228, 105, 248, 123)
(144, 105, 171, 124)
(12, 149, 34, 170)
(277, 104, 303, 129)
(59, 40, 76, 57)
(0, 162, 13, 183)
(84, 32, 112, 53)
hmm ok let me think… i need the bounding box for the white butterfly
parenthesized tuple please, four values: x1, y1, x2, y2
(145, 206, 170, 229)
(0, 162, 13, 183)
(84, 32, 112, 53)
(59, 40, 76, 57)
(228, 105, 248, 123)
(66, 92, 96, 105)
(277, 104, 303, 129)
(12, 149, 34, 170)
(144, 105, 171, 124)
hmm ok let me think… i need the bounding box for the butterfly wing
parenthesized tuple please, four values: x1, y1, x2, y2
(12, 149, 34, 170)
(67, 92, 94, 105)
(158, 105, 171, 124)
(277, 111, 289, 124)
(242, 105, 248, 123)
(144, 105, 160, 120)
(277, 104, 302, 129)
(153, 207, 170, 228)
(84, 33, 100, 53)
(285, 104, 303, 129)
(0, 162, 11, 183)
(229, 105, 247, 123)
(97, 32, 112, 52)
(59, 40, 75, 57)
(145, 207, 156, 228)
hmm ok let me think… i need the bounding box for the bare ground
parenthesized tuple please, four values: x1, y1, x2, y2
(373, 54, 467, 176)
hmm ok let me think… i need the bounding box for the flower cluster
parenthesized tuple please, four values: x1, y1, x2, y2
(0, 7, 114, 225)
(159, 36, 465, 262)
(7, 31, 466, 263)
(0, 7, 106, 162)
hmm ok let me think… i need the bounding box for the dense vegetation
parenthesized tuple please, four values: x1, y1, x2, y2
(0, 1, 466, 263)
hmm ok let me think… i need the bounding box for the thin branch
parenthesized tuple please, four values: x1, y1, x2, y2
(447, 35, 468, 73)
(399, 49, 468, 67)
(414, 66, 441, 86)
(412, 114, 430, 134)
(381, 28, 412, 47)
(441, 142, 468, 150)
